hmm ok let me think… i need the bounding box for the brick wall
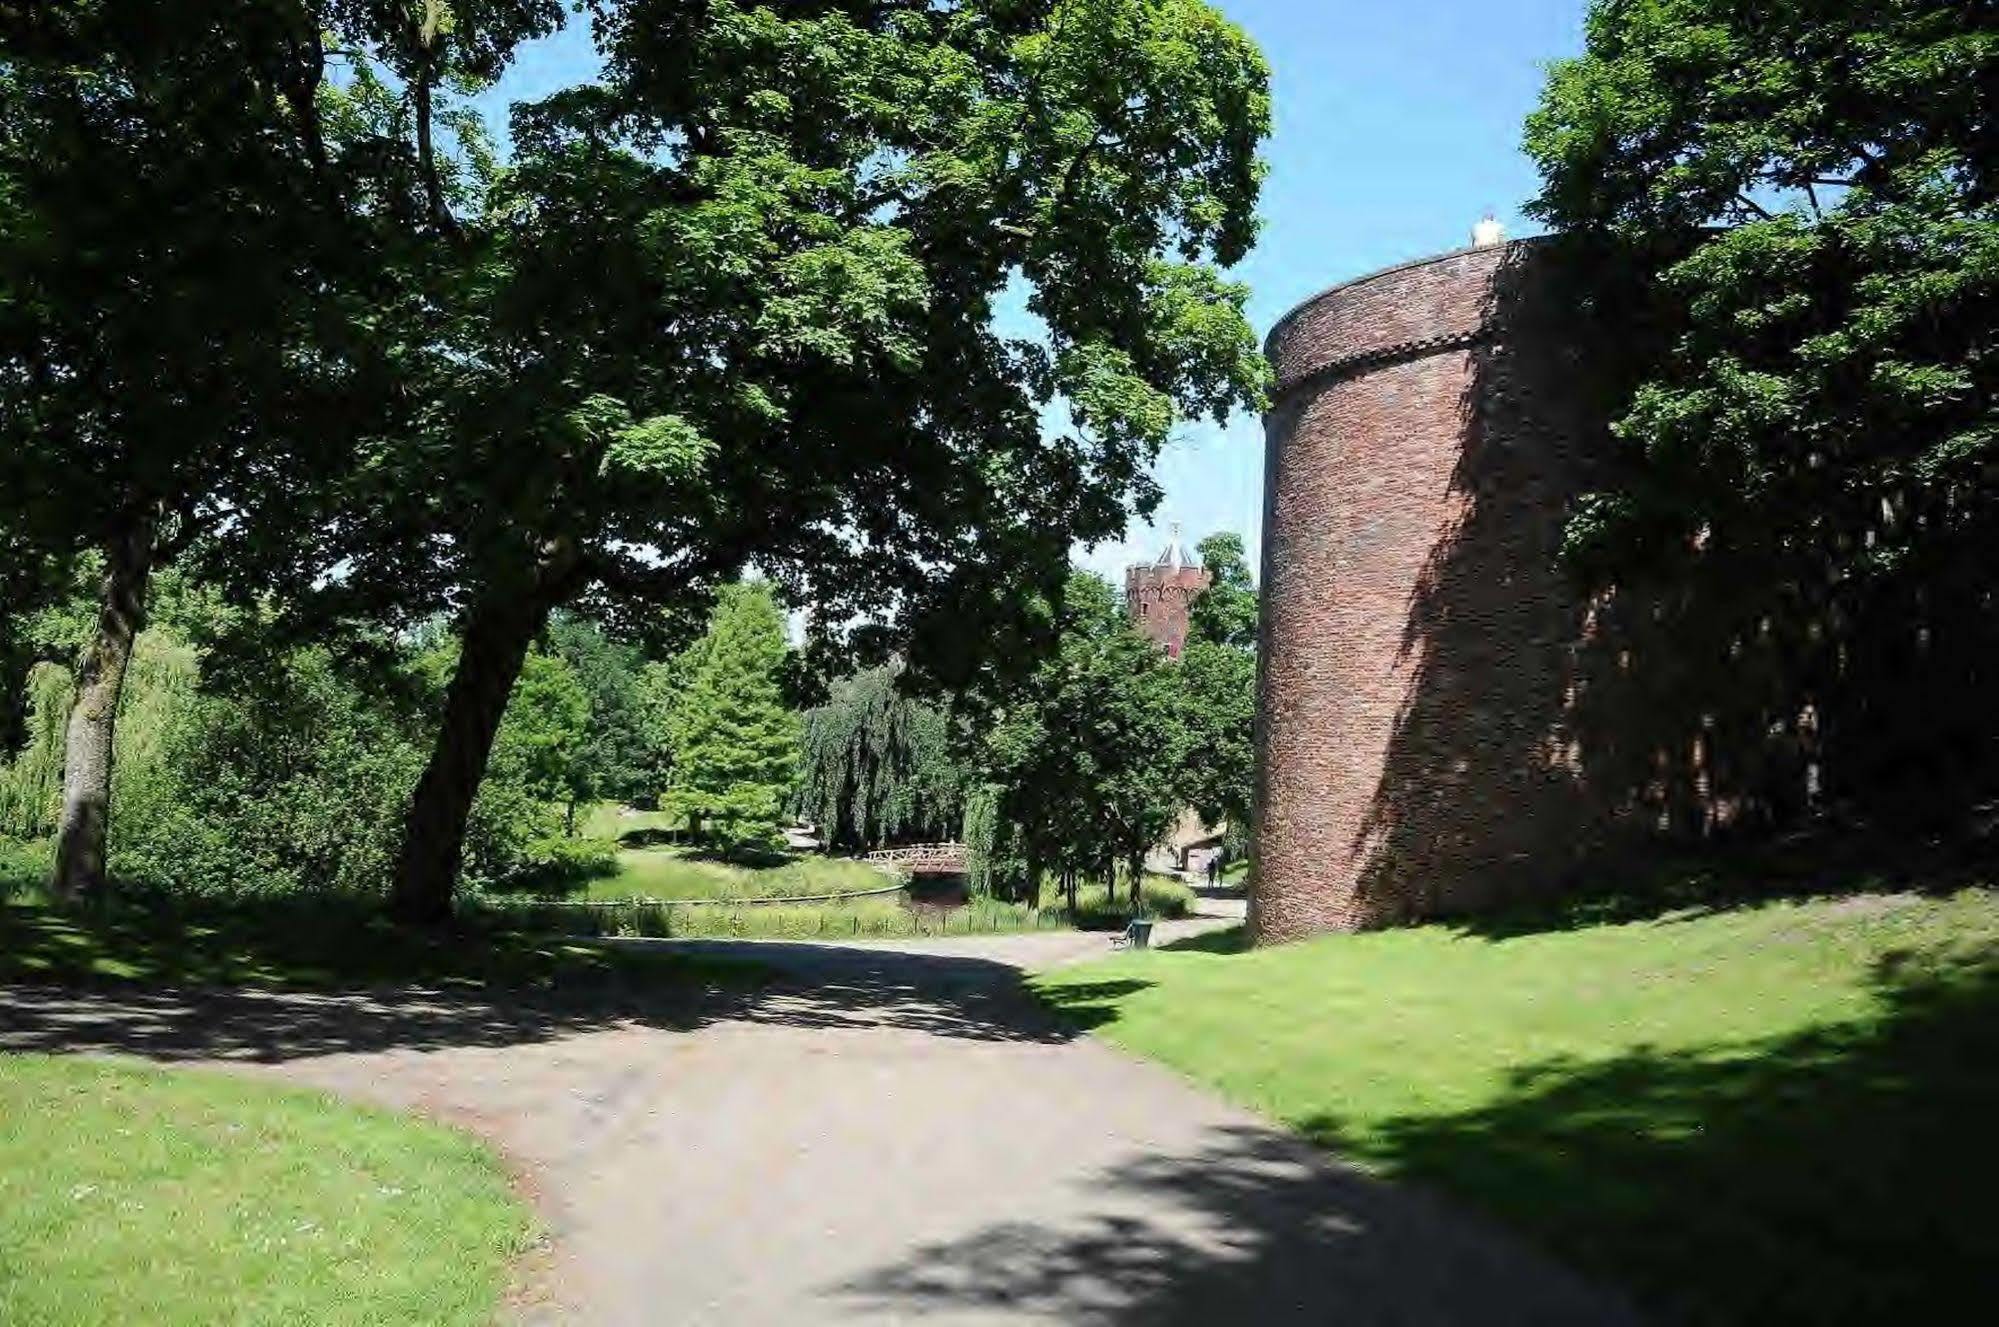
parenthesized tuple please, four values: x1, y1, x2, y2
(1252, 240, 1620, 942)
(1125, 563, 1211, 659)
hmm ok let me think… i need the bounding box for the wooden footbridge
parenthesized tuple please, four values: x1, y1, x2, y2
(861, 842, 969, 876)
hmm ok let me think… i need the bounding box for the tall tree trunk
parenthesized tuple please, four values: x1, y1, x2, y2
(390, 585, 554, 925)
(50, 511, 156, 903)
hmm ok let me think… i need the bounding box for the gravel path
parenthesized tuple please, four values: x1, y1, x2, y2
(0, 903, 1637, 1325)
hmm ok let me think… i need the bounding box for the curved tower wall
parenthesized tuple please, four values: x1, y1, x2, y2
(1252, 240, 1615, 941)
(1125, 562, 1210, 658)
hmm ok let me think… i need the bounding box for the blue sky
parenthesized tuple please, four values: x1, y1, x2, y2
(1085, 0, 1593, 582)
(483, 0, 1592, 582)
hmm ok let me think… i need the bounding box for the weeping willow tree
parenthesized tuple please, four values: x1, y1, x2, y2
(795, 666, 965, 852)
(0, 632, 198, 842)
(0, 663, 71, 838)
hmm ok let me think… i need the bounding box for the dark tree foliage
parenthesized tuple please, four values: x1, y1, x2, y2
(546, 614, 656, 809)
(0, 0, 415, 899)
(796, 665, 964, 852)
(1527, 0, 1999, 832)
(0, 535, 69, 752)
(971, 572, 1188, 908)
(1187, 530, 1258, 650)
(295, 0, 1270, 920)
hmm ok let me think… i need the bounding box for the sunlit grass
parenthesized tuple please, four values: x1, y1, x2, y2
(579, 846, 892, 902)
(1035, 884, 1999, 1322)
(0, 892, 754, 992)
(0, 1054, 529, 1326)
(573, 801, 680, 843)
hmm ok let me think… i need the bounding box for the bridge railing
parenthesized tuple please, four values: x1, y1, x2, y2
(860, 842, 968, 871)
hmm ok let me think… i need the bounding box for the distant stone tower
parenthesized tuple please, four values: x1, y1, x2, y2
(1125, 524, 1210, 659)
(1252, 237, 1622, 942)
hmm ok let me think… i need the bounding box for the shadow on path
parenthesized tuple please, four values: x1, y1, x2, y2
(0, 941, 1101, 1062)
(835, 1122, 1636, 1326)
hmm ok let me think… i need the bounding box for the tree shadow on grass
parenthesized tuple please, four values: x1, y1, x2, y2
(0, 903, 1124, 1059)
(835, 1121, 1636, 1325)
(0, 896, 770, 1062)
(1158, 924, 1247, 954)
(1451, 832, 1996, 940)
(1295, 944, 1999, 1324)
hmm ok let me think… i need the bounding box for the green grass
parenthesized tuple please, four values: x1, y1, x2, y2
(498, 856, 1196, 938)
(1, 834, 52, 901)
(482, 892, 1073, 940)
(576, 846, 892, 902)
(1042, 873, 1194, 926)
(574, 801, 681, 843)
(0, 1053, 529, 1326)
(1035, 885, 1999, 1324)
(0, 893, 756, 992)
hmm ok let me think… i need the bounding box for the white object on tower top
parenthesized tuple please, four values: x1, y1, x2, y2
(1472, 214, 1506, 248)
(1152, 521, 1200, 571)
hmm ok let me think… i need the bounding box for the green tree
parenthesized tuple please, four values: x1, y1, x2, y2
(1187, 531, 1258, 649)
(310, 0, 1270, 922)
(1177, 638, 1255, 837)
(0, 0, 451, 900)
(547, 615, 655, 811)
(974, 573, 1187, 911)
(661, 583, 800, 856)
(796, 664, 964, 851)
(494, 650, 591, 815)
(1525, 0, 1999, 826)
(1178, 528, 1257, 844)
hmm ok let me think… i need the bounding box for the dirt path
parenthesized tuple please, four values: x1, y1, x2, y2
(0, 910, 1636, 1325)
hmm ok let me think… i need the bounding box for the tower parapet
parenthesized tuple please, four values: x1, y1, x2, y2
(1124, 524, 1210, 659)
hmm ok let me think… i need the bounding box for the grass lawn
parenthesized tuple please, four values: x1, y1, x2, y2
(578, 846, 892, 902)
(0, 893, 757, 992)
(1034, 884, 1999, 1324)
(0, 830, 761, 993)
(495, 852, 1198, 939)
(0, 1053, 529, 1326)
(574, 801, 680, 843)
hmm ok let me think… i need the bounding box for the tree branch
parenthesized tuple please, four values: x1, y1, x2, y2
(408, 14, 456, 237)
(153, 505, 223, 563)
(841, 182, 913, 224)
(1734, 191, 1775, 221)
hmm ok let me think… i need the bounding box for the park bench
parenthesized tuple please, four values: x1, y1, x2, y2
(1113, 917, 1154, 950)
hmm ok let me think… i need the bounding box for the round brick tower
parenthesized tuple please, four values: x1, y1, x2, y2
(1251, 237, 1617, 942)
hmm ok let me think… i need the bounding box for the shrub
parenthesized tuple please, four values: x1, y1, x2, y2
(111, 645, 424, 899)
(0, 836, 50, 901)
(497, 835, 620, 895)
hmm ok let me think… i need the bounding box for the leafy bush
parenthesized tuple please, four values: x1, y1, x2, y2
(481, 893, 1060, 940)
(1050, 873, 1194, 929)
(0, 836, 50, 902)
(495, 835, 620, 895)
(111, 645, 424, 899)
(0, 662, 68, 839)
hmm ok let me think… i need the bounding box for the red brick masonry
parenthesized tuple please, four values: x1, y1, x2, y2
(1252, 240, 1614, 942)
(1126, 561, 1210, 658)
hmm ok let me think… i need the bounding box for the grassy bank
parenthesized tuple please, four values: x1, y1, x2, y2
(1034, 884, 1999, 1323)
(483, 892, 1065, 940)
(575, 846, 891, 902)
(492, 865, 1196, 939)
(0, 1054, 529, 1326)
(0, 892, 757, 992)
